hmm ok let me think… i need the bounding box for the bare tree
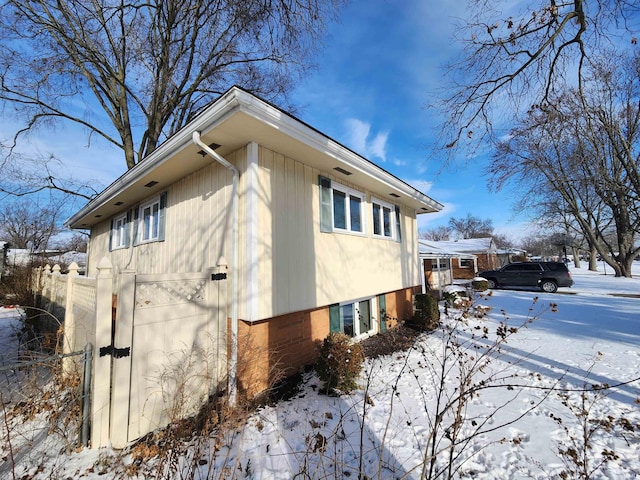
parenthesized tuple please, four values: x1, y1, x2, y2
(490, 50, 640, 277)
(448, 213, 494, 239)
(0, 148, 100, 202)
(439, 0, 640, 156)
(52, 232, 88, 253)
(0, 198, 62, 251)
(420, 225, 452, 241)
(0, 0, 345, 170)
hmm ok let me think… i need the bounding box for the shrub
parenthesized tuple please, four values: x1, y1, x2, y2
(315, 332, 364, 394)
(407, 293, 440, 331)
(471, 277, 489, 291)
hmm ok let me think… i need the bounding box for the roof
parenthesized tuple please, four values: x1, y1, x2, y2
(418, 239, 476, 259)
(66, 86, 443, 229)
(3, 249, 87, 268)
(428, 237, 496, 254)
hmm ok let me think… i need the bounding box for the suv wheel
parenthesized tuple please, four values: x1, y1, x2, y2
(486, 278, 498, 289)
(541, 280, 558, 293)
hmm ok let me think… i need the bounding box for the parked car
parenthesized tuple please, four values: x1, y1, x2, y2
(478, 261, 573, 293)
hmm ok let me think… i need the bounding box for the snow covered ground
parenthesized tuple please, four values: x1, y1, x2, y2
(1, 263, 639, 479)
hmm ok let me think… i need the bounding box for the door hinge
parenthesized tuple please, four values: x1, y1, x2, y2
(99, 345, 131, 358)
(211, 272, 227, 281)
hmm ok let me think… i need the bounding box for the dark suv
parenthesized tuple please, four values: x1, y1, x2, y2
(478, 262, 573, 293)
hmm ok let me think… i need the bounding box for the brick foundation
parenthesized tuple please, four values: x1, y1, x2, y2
(234, 286, 420, 398)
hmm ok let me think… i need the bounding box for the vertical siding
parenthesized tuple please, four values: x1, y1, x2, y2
(87, 149, 243, 281)
(256, 145, 421, 320)
(86, 143, 423, 323)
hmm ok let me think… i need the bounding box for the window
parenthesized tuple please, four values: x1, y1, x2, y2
(431, 258, 448, 271)
(460, 258, 474, 268)
(134, 192, 167, 245)
(319, 176, 364, 234)
(372, 197, 400, 240)
(330, 298, 377, 338)
(520, 263, 543, 271)
(109, 212, 130, 250)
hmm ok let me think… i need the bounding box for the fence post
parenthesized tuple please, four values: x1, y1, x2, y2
(49, 264, 61, 314)
(81, 342, 93, 447)
(42, 265, 51, 311)
(110, 269, 135, 449)
(91, 257, 113, 448)
(63, 263, 80, 373)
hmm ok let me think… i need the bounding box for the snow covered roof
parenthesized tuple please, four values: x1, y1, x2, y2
(428, 237, 496, 254)
(4, 249, 87, 268)
(418, 239, 476, 259)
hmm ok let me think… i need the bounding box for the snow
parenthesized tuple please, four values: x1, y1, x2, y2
(1, 263, 639, 479)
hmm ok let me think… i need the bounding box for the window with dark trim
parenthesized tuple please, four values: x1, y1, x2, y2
(134, 192, 167, 245)
(329, 297, 377, 338)
(318, 176, 365, 235)
(109, 212, 130, 251)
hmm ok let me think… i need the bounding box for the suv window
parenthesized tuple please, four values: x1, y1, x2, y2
(503, 264, 523, 272)
(520, 263, 543, 271)
(544, 262, 568, 271)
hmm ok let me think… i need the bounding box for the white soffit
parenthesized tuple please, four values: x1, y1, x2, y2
(66, 87, 442, 228)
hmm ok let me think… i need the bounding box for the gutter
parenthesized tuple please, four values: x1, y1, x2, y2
(192, 131, 239, 406)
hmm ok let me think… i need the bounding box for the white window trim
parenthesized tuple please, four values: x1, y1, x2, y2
(111, 213, 128, 250)
(371, 196, 397, 240)
(331, 182, 367, 236)
(137, 196, 162, 244)
(338, 296, 378, 339)
(459, 258, 474, 268)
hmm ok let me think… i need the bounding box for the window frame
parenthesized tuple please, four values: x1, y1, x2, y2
(319, 176, 366, 236)
(334, 297, 378, 339)
(371, 197, 399, 241)
(134, 192, 167, 245)
(459, 258, 474, 268)
(109, 212, 130, 251)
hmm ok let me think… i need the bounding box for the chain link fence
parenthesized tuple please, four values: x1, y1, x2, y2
(0, 309, 92, 464)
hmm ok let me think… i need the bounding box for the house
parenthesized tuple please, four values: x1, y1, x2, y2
(66, 86, 443, 412)
(426, 237, 499, 279)
(418, 239, 476, 296)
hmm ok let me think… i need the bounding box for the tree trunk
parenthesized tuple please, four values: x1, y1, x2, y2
(588, 247, 598, 271)
(572, 246, 581, 269)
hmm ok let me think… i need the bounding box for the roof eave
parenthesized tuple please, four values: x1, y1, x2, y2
(66, 87, 442, 228)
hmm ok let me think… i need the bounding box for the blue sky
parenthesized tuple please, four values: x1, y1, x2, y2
(289, 0, 529, 239)
(0, 0, 532, 241)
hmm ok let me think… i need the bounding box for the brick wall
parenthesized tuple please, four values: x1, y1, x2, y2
(235, 286, 419, 398)
(236, 307, 330, 397)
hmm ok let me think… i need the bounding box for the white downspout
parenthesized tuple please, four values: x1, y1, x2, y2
(192, 131, 240, 406)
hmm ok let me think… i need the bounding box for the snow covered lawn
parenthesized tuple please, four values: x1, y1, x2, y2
(1, 263, 639, 479)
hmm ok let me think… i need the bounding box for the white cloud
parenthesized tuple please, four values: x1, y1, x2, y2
(404, 179, 433, 194)
(344, 118, 388, 161)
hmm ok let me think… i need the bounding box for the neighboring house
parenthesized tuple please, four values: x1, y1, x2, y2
(66, 86, 443, 401)
(427, 237, 499, 279)
(3, 248, 87, 272)
(418, 239, 476, 296)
